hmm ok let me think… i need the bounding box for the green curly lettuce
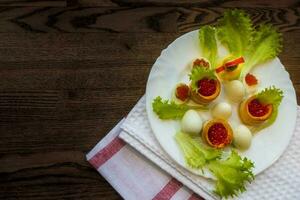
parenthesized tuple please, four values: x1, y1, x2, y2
(256, 86, 284, 105)
(175, 132, 221, 169)
(213, 9, 282, 80)
(240, 24, 283, 78)
(189, 67, 217, 92)
(208, 151, 255, 198)
(199, 25, 218, 68)
(152, 96, 208, 120)
(217, 9, 253, 57)
(253, 86, 284, 131)
(175, 132, 255, 198)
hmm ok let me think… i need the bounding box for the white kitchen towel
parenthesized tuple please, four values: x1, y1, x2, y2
(86, 119, 203, 200)
(86, 96, 300, 200)
(119, 96, 300, 200)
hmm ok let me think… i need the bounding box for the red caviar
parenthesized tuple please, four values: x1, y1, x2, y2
(193, 58, 209, 68)
(207, 123, 228, 146)
(245, 73, 258, 86)
(175, 84, 190, 101)
(197, 78, 216, 96)
(248, 99, 269, 117)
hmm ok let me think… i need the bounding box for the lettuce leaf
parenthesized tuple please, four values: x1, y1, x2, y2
(175, 132, 221, 169)
(215, 10, 282, 79)
(208, 151, 254, 198)
(152, 96, 208, 120)
(217, 9, 253, 57)
(199, 25, 218, 68)
(256, 86, 283, 105)
(176, 132, 255, 198)
(254, 86, 284, 131)
(189, 67, 217, 92)
(240, 24, 283, 78)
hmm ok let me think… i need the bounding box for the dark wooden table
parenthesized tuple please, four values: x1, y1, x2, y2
(0, 1, 299, 199)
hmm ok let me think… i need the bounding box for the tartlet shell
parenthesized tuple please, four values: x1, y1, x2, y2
(239, 96, 273, 125)
(202, 119, 233, 148)
(190, 79, 221, 104)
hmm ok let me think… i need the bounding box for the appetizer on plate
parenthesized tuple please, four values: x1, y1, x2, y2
(190, 68, 221, 104)
(192, 58, 210, 69)
(240, 86, 283, 127)
(173, 83, 190, 104)
(151, 9, 285, 199)
(216, 56, 245, 81)
(240, 96, 273, 125)
(211, 102, 232, 120)
(202, 119, 233, 148)
(245, 73, 258, 87)
(233, 125, 252, 150)
(181, 109, 203, 134)
(224, 80, 246, 102)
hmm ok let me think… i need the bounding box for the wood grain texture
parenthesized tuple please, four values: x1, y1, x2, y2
(0, 2, 299, 200)
(0, 0, 298, 8)
(0, 6, 299, 33)
(0, 0, 66, 7)
(74, 0, 300, 7)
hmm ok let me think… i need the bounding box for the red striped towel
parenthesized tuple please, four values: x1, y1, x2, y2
(86, 119, 203, 200)
(86, 96, 300, 200)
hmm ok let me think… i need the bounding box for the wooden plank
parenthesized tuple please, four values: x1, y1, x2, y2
(0, 0, 66, 7)
(3, 0, 296, 8)
(0, 7, 299, 33)
(0, 33, 176, 62)
(70, 0, 117, 7)
(0, 150, 121, 199)
(0, 32, 298, 65)
(74, 0, 299, 7)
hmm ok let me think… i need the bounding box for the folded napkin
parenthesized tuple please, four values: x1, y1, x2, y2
(86, 96, 300, 200)
(86, 119, 201, 200)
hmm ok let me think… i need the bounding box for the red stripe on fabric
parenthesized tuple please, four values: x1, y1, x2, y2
(152, 178, 183, 200)
(88, 137, 126, 169)
(188, 193, 204, 200)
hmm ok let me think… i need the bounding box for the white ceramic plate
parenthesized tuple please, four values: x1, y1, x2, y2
(146, 30, 297, 178)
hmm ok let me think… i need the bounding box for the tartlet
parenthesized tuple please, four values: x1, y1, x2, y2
(174, 83, 190, 103)
(239, 96, 273, 125)
(190, 78, 221, 104)
(192, 58, 210, 69)
(202, 119, 233, 148)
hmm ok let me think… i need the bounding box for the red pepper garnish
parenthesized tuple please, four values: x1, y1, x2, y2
(215, 56, 245, 73)
(245, 73, 258, 86)
(215, 66, 225, 73)
(224, 57, 245, 67)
